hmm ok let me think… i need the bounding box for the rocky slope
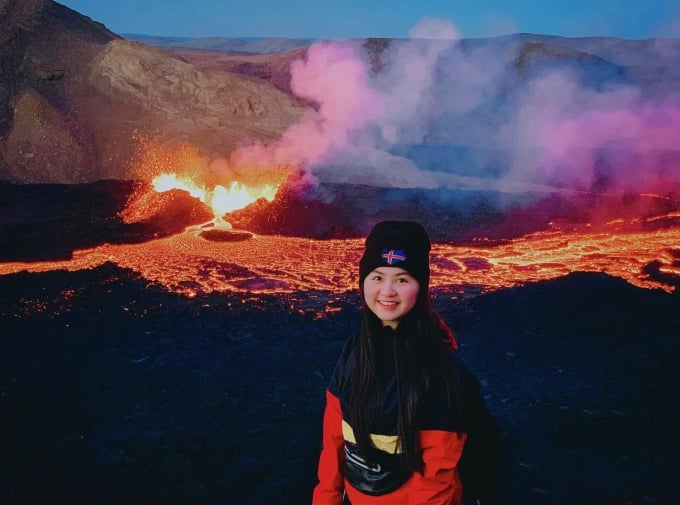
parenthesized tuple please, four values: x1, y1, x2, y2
(175, 47, 307, 96)
(2, 2, 679, 188)
(0, 0, 308, 183)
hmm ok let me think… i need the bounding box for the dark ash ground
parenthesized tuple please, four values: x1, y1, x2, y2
(2, 265, 678, 505)
(0, 181, 679, 504)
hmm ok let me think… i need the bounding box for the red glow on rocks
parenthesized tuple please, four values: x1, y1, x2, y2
(151, 172, 278, 218)
(1, 223, 678, 299)
(122, 135, 299, 226)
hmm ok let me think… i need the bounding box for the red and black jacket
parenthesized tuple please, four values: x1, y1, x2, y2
(312, 327, 500, 505)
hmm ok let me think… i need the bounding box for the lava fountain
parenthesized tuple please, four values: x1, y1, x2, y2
(151, 172, 278, 233)
(121, 136, 296, 238)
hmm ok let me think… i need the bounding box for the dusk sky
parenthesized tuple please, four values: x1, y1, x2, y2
(57, 0, 680, 40)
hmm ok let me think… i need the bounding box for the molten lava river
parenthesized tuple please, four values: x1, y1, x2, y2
(1, 166, 679, 302)
(0, 221, 678, 301)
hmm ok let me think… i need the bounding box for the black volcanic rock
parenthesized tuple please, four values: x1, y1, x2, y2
(443, 272, 680, 503)
(2, 180, 679, 263)
(0, 180, 212, 261)
(199, 229, 253, 242)
(0, 264, 678, 505)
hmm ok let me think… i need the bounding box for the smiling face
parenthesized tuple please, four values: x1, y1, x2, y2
(362, 266, 420, 329)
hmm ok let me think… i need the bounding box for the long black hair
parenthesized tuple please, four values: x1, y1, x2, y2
(348, 288, 464, 474)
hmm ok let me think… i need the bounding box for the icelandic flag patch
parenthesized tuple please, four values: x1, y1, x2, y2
(380, 248, 407, 265)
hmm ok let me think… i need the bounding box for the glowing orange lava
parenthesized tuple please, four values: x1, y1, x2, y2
(3, 141, 679, 304)
(0, 224, 678, 299)
(125, 135, 292, 225)
(152, 172, 278, 223)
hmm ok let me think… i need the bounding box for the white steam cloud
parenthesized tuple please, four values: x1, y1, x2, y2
(231, 19, 680, 197)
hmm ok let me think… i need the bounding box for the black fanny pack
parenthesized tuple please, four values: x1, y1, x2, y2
(343, 442, 411, 496)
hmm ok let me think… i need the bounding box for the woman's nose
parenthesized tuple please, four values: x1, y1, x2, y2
(380, 282, 397, 295)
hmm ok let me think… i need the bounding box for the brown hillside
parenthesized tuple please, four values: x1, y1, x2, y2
(0, 0, 309, 183)
(176, 47, 307, 95)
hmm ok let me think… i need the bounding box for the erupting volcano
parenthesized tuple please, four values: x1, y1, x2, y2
(150, 172, 278, 239)
(2, 175, 679, 505)
(2, 8, 680, 503)
(118, 137, 305, 241)
(1, 179, 679, 304)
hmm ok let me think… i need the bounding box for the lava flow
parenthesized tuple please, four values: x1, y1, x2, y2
(1, 148, 679, 305)
(0, 218, 678, 302)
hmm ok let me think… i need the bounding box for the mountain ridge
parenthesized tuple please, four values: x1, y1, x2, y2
(1, 1, 678, 186)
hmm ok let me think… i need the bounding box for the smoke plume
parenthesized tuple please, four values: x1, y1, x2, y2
(227, 19, 680, 201)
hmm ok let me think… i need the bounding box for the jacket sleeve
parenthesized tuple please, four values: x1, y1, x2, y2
(406, 430, 467, 505)
(457, 367, 502, 505)
(312, 389, 345, 505)
(409, 352, 501, 505)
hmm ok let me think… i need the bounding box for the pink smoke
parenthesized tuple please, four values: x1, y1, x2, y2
(499, 64, 680, 194)
(224, 26, 680, 199)
(530, 101, 680, 192)
(228, 41, 383, 173)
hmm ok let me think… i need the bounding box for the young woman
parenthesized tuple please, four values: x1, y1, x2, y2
(312, 220, 500, 505)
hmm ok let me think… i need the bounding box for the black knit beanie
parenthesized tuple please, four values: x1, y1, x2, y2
(359, 220, 431, 290)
